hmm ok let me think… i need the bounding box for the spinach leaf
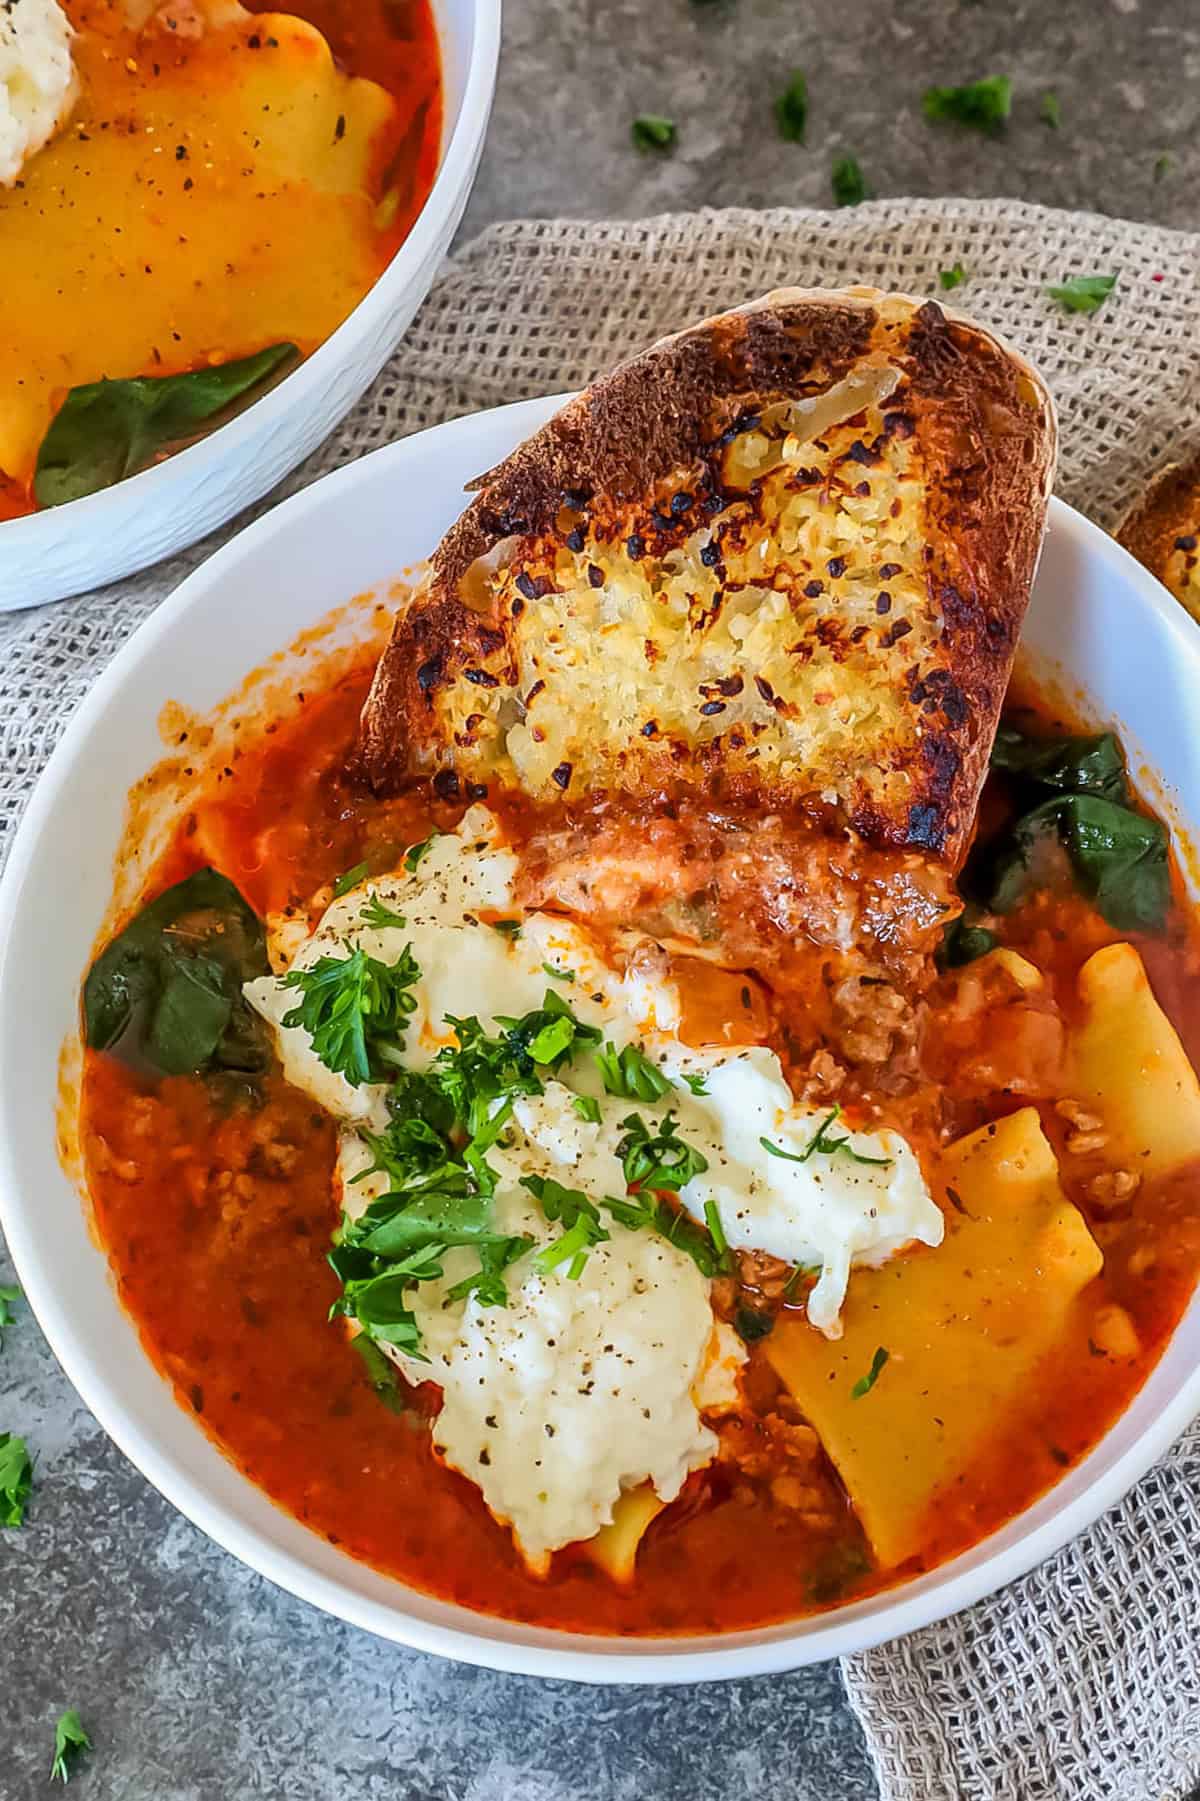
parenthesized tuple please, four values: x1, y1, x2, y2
(940, 915, 999, 968)
(972, 722, 1172, 933)
(991, 726, 1128, 802)
(1057, 794, 1170, 930)
(34, 344, 299, 508)
(83, 869, 270, 1077)
(980, 794, 1169, 931)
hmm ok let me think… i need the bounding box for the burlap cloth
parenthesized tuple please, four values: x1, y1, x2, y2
(3, 199, 1199, 1800)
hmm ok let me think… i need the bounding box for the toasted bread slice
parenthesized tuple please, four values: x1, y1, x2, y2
(1117, 452, 1200, 623)
(358, 288, 1055, 870)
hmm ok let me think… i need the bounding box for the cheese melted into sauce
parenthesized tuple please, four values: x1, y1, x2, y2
(246, 807, 942, 1566)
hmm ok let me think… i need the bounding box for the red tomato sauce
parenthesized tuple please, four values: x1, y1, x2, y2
(77, 658, 1200, 1633)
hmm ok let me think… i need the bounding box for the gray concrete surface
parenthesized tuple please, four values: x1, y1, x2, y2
(3, 0, 1199, 1796)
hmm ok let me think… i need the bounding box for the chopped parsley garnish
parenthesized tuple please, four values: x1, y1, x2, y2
(0, 1283, 20, 1346)
(1046, 274, 1117, 316)
(541, 958, 573, 979)
(601, 1189, 722, 1278)
(703, 1199, 731, 1269)
(831, 153, 868, 207)
(572, 1094, 602, 1123)
(774, 70, 807, 143)
(782, 1262, 817, 1302)
(524, 1175, 609, 1280)
(0, 1432, 33, 1527)
(921, 75, 1011, 133)
(494, 989, 604, 1072)
(1039, 90, 1061, 128)
(349, 1333, 408, 1414)
(491, 919, 523, 940)
(358, 894, 408, 930)
(617, 1110, 709, 1193)
(281, 945, 420, 1085)
(50, 1710, 91, 1785)
(403, 836, 435, 874)
(851, 1345, 890, 1398)
(332, 861, 370, 899)
(1154, 153, 1171, 182)
(681, 1071, 710, 1096)
(596, 1041, 673, 1102)
(632, 115, 676, 152)
(938, 262, 966, 291)
(761, 1106, 893, 1168)
(328, 994, 605, 1352)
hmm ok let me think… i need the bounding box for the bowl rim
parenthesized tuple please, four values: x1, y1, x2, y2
(0, 0, 502, 550)
(3, 396, 1200, 1684)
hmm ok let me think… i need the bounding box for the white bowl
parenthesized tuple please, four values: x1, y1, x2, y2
(0, 0, 500, 614)
(2, 395, 1199, 1683)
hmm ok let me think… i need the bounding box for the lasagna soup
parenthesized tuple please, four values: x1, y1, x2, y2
(75, 655, 1200, 1633)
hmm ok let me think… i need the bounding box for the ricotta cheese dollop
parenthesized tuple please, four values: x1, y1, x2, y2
(245, 806, 943, 1567)
(0, 0, 76, 188)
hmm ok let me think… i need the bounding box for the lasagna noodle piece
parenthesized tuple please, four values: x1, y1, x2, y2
(765, 1107, 1102, 1569)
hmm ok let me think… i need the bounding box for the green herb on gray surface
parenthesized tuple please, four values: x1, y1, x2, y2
(632, 115, 677, 153)
(1039, 91, 1061, 128)
(0, 1284, 20, 1347)
(0, 1432, 33, 1527)
(774, 70, 808, 143)
(50, 1710, 92, 1785)
(831, 153, 868, 207)
(921, 75, 1012, 133)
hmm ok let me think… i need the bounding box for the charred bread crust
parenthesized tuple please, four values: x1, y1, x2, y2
(1117, 451, 1200, 622)
(358, 287, 1056, 870)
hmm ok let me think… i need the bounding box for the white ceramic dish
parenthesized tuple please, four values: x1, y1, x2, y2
(0, 0, 500, 615)
(2, 393, 1199, 1683)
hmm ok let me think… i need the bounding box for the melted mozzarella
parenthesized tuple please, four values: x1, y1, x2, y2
(0, 0, 75, 187)
(246, 807, 944, 1564)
